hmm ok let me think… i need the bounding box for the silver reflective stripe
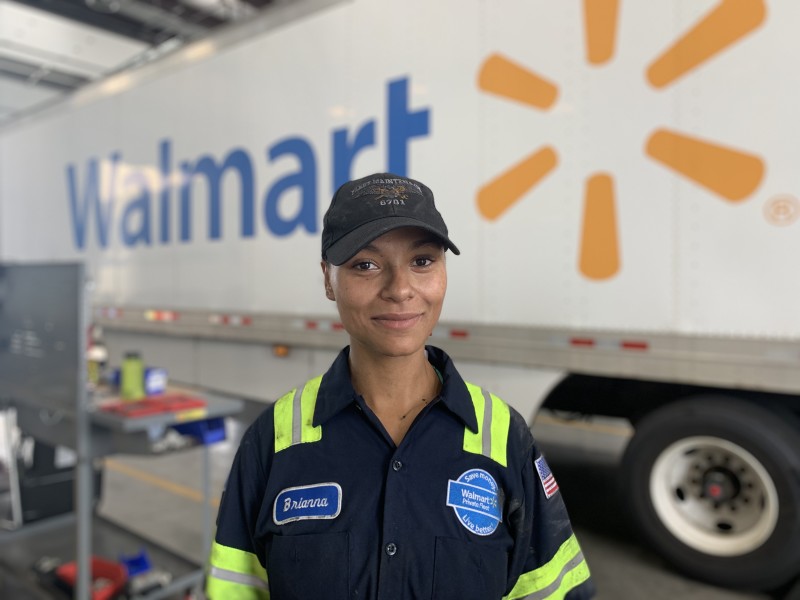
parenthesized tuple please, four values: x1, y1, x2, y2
(518, 551, 587, 600)
(482, 388, 493, 460)
(291, 385, 303, 445)
(209, 565, 269, 590)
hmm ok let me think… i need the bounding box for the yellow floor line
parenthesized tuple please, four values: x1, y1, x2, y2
(105, 458, 221, 508)
(534, 413, 632, 437)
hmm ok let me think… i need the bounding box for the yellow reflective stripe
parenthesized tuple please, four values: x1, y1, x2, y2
(209, 566, 268, 589)
(509, 558, 590, 600)
(273, 376, 323, 453)
(209, 541, 267, 584)
(206, 577, 265, 599)
(463, 382, 510, 467)
(503, 534, 591, 600)
(545, 559, 591, 600)
(273, 388, 295, 453)
(463, 382, 485, 457)
(300, 375, 323, 444)
(206, 572, 269, 600)
(489, 391, 510, 467)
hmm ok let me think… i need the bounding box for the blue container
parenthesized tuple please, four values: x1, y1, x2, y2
(119, 548, 152, 577)
(171, 417, 226, 445)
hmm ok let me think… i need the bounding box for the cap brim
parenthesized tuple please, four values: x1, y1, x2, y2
(324, 217, 460, 265)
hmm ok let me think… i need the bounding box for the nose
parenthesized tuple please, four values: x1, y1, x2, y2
(381, 266, 413, 302)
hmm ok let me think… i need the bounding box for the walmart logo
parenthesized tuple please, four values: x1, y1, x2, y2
(476, 0, 767, 280)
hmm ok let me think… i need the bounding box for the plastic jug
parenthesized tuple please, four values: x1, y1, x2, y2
(120, 352, 145, 401)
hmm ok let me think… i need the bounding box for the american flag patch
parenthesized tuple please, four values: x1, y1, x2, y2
(535, 456, 559, 499)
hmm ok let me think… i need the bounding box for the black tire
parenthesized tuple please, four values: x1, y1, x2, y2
(783, 578, 800, 600)
(621, 397, 800, 590)
(773, 577, 800, 600)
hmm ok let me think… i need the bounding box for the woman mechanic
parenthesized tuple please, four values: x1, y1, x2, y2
(205, 173, 594, 599)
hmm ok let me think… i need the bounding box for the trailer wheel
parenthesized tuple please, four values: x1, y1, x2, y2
(621, 397, 800, 590)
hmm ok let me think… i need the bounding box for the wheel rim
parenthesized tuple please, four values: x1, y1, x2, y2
(649, 435, 779, 556)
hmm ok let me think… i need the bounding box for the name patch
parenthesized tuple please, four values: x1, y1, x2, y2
(446, 469, 502, 536)
(273, 482, 342, 525)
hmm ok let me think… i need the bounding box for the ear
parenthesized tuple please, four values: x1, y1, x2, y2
(321, 261, 335, 301)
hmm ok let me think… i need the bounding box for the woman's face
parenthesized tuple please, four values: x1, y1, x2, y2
(322, 226, 447, 359)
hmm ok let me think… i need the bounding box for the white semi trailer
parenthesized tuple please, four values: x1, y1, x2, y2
(1, 0, 799, 592)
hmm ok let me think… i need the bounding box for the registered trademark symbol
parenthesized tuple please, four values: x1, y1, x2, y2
(764, 195, 800, 227)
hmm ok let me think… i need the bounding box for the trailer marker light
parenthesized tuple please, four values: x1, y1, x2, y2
(273, 345, 290, 358)
(145, 310, 178, 322)
(621, 340, 648, 351)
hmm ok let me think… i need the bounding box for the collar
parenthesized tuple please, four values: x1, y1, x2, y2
(312, 348, 358, 427)
(312, 345, 479, 433)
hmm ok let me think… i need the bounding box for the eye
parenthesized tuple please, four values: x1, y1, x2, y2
(412, 256, 434, 268)
(352, 260, 377, 271)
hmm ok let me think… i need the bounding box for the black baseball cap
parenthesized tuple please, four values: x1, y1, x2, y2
(321, 173, 460, 265)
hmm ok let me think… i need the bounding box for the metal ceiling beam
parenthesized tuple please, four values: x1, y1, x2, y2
(137, 0, 227, 28)
(8, 0, 169, 44)
(8, 0, 229, 45)
(0, 55, 90, 91)
(112, 0, 226, 39)
(238, 0, 272, 8)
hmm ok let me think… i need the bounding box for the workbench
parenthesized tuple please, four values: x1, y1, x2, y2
(0, 389, 243, 599)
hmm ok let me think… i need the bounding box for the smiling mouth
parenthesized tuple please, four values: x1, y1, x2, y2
(373, 313, 422, 330)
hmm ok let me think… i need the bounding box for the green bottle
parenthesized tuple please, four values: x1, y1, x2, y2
(120, 352, 145, 401)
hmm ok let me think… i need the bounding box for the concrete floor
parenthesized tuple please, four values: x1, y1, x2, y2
(0, 402, 785, 599)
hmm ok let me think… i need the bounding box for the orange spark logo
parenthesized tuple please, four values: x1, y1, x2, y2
(477, 0, 766, 280)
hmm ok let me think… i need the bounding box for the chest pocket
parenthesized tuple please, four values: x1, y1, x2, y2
(267, 532, 349, 599)
(432, 537, 508, 600)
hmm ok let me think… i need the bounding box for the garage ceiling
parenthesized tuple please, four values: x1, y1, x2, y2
(0, 0, 269, 125)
